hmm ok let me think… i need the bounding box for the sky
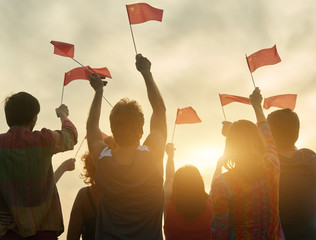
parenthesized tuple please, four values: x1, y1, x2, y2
(1, 0, 316, 239)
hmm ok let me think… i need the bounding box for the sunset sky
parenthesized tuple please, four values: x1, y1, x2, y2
(1, 0, 316, 239)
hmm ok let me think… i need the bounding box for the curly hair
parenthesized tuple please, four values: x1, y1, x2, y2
(80, 152, 96, 186)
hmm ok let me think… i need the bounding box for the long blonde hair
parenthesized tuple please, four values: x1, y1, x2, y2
(223, 120, 267, 179)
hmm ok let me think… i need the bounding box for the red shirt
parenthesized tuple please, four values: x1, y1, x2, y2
(164, 199, 212, 240)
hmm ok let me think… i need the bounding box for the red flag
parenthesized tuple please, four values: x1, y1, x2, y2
(50, 41, 74, 58)
(264, 94, 297, 110)
(246, 45, 281, 72)
(126, 3, 163, 24)
(64, 66, 112, 86)
(219, 94, 251, 106)
(175, 107, 202, 124)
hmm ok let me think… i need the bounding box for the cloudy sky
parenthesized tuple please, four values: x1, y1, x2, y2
(1, 0, 316, 239)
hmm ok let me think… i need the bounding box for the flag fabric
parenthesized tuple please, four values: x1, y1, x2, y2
(219, 94, 251, 106)
(264, 94, 297, 110)
(50, 41, 74, 58)
(64, 66, 112, 86)
(175, 107, 202, 124)
(246, 45, 281, 72)
(126, 3, 163, 24)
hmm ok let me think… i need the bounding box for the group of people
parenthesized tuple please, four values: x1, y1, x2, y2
(0, 54, 315, 240)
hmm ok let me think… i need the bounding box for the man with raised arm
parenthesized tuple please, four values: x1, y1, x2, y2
(267, 109, 316, 240)
(87, 54, 167, 240)
(0, 92, 78, 239)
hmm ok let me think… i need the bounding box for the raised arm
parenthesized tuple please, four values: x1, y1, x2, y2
(54, 158, 75, 183)
(249, 87, 266, 123)
(136, 54, 167, 160)
(86, 73, 107, 163)
(52, 104, 78, 153)
(163, 143, 175, 220)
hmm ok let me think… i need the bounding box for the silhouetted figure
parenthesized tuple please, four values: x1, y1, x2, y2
(163, 143, 212, 240)
(211, 88, 285, 239)
(0, 92, 77, 239)
(67, 136, 116, 240)
(86, 54, 166, 240)
(267, 109, 316, 240)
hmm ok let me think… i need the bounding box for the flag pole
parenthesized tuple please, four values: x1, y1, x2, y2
(60, 84, 65, 105)
(171, 122, 176, 143)
(71, 57, 113, 108)
(129, 24, 138, 54)
(245, 54, 256, 88)
(74, 137, 85, 158)
(103, 96, 113, 108)
(218, 94, 227, 121)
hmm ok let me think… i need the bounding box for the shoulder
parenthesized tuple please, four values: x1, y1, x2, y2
(98, 146, 112, 160)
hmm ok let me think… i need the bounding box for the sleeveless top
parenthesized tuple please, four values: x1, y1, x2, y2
(82, 187, 97, 240)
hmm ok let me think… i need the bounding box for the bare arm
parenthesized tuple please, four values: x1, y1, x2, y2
(163, 143, 175, 220)
(136, 54, 167, 164)
(52, 104, 78, 153)
(86, 73, 107, 163)
(54, 158, 75, 183)
(249, 87, 266, 123)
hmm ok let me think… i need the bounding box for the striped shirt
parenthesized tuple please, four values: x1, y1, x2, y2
(0, 120, 77, 237)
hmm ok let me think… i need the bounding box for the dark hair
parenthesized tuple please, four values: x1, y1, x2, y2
(172, 165, 208, 218)
(4, 92, 40, 127)
(267, 108, 299, 149)
(110, 98, 144, 147)
(223, 120, 267, 180)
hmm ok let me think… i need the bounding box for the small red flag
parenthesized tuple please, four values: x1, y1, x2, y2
(126, 3, 163, 25)
(64, 66, 112, 86)
(219, 94, 251, 106)
(264, 94, 297, 110)
(246, 45, 281, 72)
(50, 41, 74, 58)
(175, 107, 202, 124)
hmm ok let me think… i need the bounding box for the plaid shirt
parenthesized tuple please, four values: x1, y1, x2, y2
(0, 120, 77, 237)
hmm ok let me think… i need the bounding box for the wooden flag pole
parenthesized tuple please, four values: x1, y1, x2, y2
(74, 137, 85, 158)
(245, 54, 256, 88)
(129, 24, 138, 54)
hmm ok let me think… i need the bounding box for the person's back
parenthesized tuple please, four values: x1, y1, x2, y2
(268, 108, 316, 240)
(0, 92, 77, 239)
(86, 54, 166, 239)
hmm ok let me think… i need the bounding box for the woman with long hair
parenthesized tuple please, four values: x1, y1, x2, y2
(211, 88, 285, 239)
(163, 143, 213, 240)
(67, 136, 116, 240)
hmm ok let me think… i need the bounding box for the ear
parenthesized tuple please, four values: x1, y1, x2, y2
(29, 115, 38, 131)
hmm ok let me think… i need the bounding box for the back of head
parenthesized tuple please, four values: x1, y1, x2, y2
(267, 108, 299, 149)
(4, 92, 40, 127)
(110, 98, 144, 147)
(224, 120, 267, 179)
(172, 165, 208, 218)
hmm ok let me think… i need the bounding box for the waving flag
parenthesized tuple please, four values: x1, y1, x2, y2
(64, 66, 111, 86)
(175, 107, 201, 124)
(126, 3, 163, 24)
(50, 41, 74, 58)
(219, 94, 251, 106)
(264, 94, 297, 110)
(246, 45, 281, 72)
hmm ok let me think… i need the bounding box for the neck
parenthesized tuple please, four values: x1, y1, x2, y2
(277, 145, 296, 158)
